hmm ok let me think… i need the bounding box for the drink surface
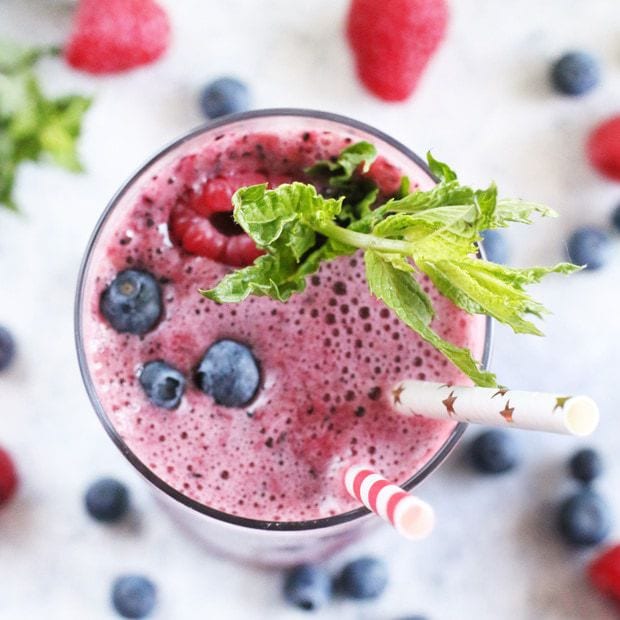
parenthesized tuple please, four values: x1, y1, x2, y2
(82, 126, 485, 522)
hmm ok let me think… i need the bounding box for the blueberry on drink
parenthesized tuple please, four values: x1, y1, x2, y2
(283, 564, 332, 611)
(337, 556, 389, 600)
(196, 339, 260, 407)
(139, 361, 186, 409)
(100, 270, 162, 334)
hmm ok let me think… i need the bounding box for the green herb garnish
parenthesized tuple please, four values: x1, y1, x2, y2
(0, 41, 91, 210)
(201, 142, 578, 387)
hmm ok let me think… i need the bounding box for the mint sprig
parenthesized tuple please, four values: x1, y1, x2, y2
(201, 145, 579, 387)
(0, 41, 91, 210)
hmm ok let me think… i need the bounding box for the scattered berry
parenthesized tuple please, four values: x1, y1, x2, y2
(283, 564, 332, 611)
(100, 270, 162, 335)
(199, 77, 250, 119)
(168, 173, 265, 266)
(85, 478, 129, 523)
(469, 430, 519, 475)
(550, 52, 600, 96)
(589, 544, 620, 604)
(557, 490, 611, 546)
(481, 229, 508, 264)
(65, 0, 171, 74)
(587, 115, 620, 181)
(347, 0, 449, 101)
(569, 448, 603, 485)
(566, 226, 611, 271)
(611, 203, 620, 233)
(395, 617, 428, 620)
(139, 361, 185, 409)
(337, 556, 389, 601)
(0, 326, 16, 372)
(111, 575, 157, 619)
(0, 447, 18, 507)
(195, 339, 260, 407)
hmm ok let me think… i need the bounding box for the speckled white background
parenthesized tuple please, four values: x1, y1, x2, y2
(1, 1, 620, 618)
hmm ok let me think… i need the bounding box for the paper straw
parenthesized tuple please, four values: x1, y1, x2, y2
(344, 465, 435, 540)
(390, 380, 599, 436)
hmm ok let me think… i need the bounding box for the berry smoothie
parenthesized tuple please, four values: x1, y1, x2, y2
(79, 113, 487, 526)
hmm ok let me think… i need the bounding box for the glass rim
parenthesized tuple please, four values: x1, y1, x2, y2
(75, 108, 493, 532)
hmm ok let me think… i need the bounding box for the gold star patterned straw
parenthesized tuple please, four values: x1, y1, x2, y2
(391, 381, 599, 436)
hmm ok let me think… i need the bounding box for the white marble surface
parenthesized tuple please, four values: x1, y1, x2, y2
(1, 1, 620, 618)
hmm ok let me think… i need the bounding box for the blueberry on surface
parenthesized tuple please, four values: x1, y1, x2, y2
(283, 564, 332, 611)
(139, 360, 185, 409)
(481, 229, 508, 264)
(195, 339, 260, 407)
(569, 448, 603, 485)
(470, 430, 519, 474)
(0, 326, 15, 372)
(611, 204, 620, 233)
(199, 77, 250, 119)
(100, 270, 162, 334)
(337, 556, 389, 601)
(111, 575, 157, 619)
(84, 478, 129, 523)
(567, 226, 611, 271)
(551, 52, 600, 96)
(557, 490, 611, 546)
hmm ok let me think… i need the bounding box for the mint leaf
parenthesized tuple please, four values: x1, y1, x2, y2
(201, 183, 351, 303)
(426, 152, 458, 183)
(204, 143, 577, 387)
(365, 251, 496, 387)
(0, 40, 91, 210)
(306, 141, 377, 187)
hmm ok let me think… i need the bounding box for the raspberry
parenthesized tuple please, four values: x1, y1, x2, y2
(589, 545, 620, 604)
(346, 0, 448, 101)
(587, 115, 620, 181)
(0, 447, 17, 507)
(366, 156, 407, 196)
(169, 174, 267, 267)
(65, 0, 171, 74)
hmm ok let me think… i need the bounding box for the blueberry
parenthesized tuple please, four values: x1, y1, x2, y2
(567, 226, 611, 270)
(111, 575, 157, 619)
(199, 77, 250, 120)
(551, 52, 600, 96)
(283, 565, 331, 611)
(569, 448, 603, 485)
(84, 478, 129, 523)
(100, 270, 162, 335)
(139, 360, 185, 409)
(0, 326, 15, 372)
(469, 430, 519, 474)
(195, 339, 260, 407)
(611, 203, 620, 233)
(337, 556, 389, 601)
(557, 490, 611, 546)
(481, 229, 508, 264)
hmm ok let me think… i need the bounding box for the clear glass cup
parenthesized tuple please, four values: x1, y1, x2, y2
(75, 109, 492, 567)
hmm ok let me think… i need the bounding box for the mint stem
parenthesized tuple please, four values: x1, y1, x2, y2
(317, 221, 415, 255)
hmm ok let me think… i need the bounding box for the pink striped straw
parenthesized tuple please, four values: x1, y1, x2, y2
(344, 465, 435, 540)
